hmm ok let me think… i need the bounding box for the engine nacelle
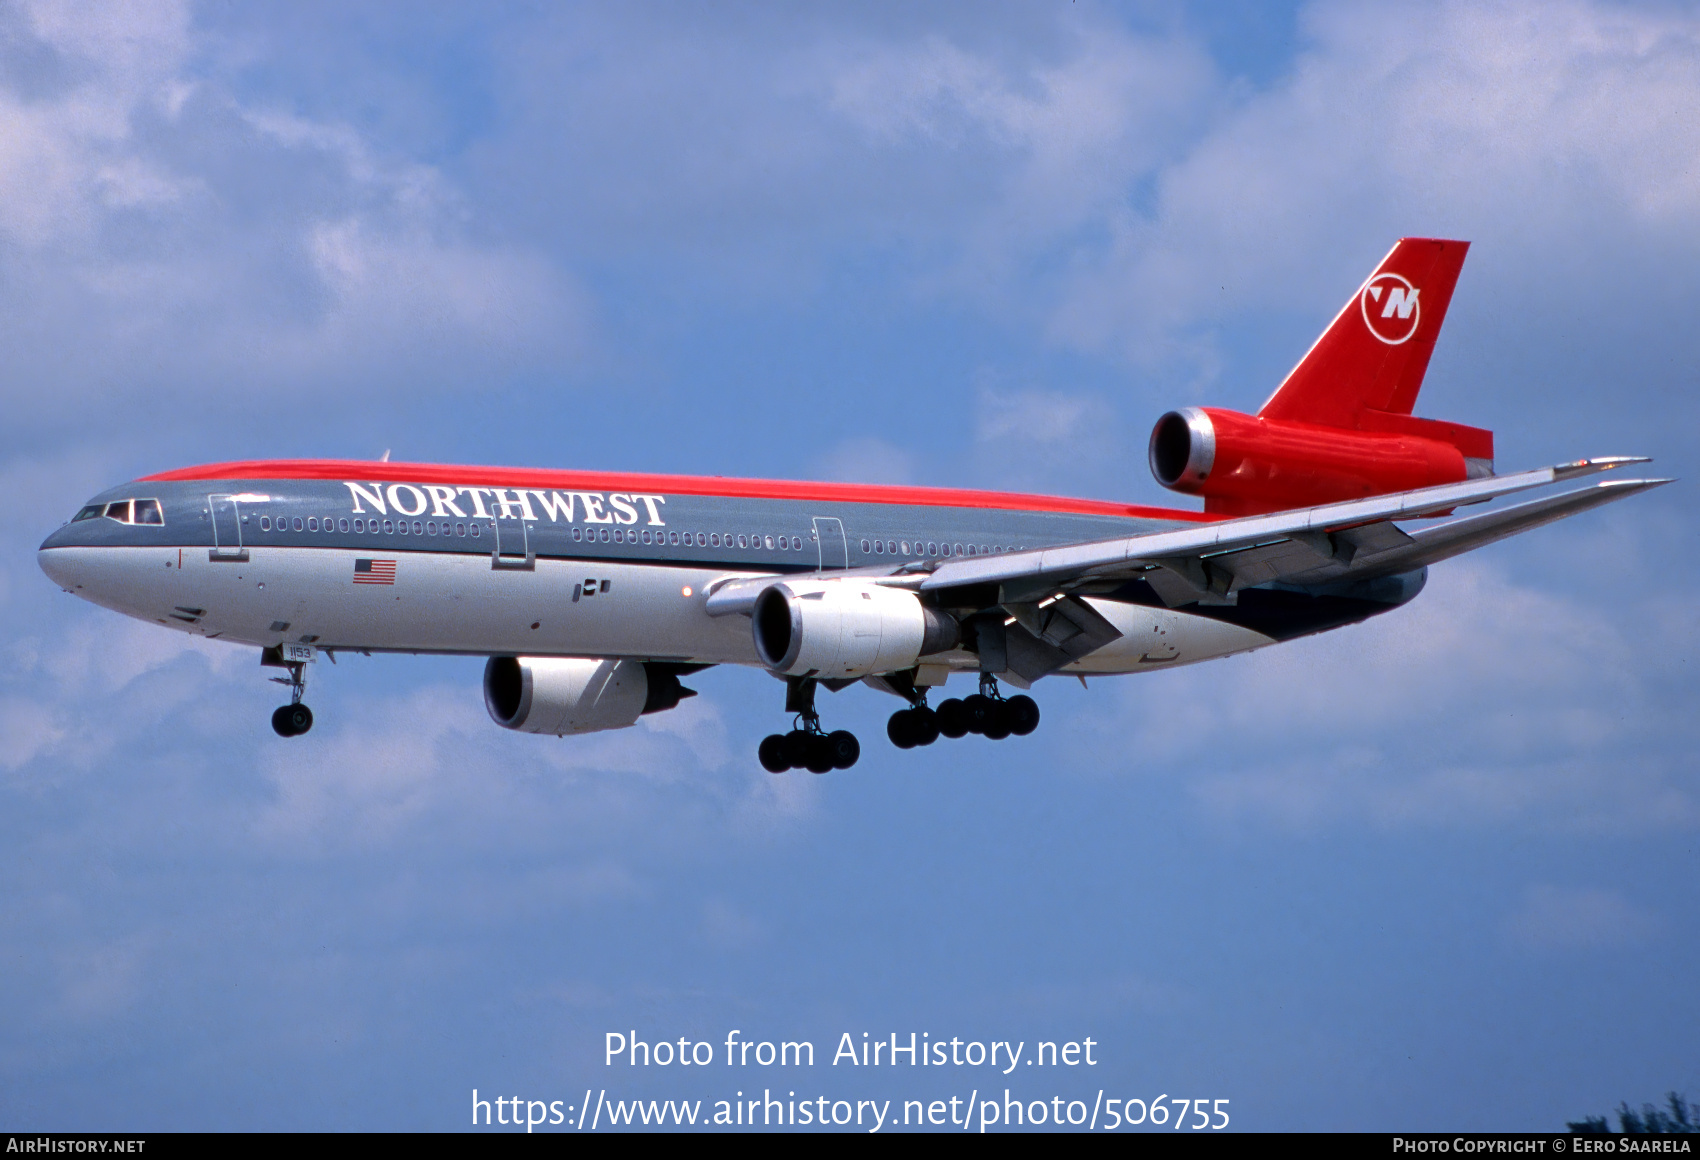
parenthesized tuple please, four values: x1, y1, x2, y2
(752, 580, 958, 679)
(484, 656, 664, 735)
(1149, 406, 1490, 517)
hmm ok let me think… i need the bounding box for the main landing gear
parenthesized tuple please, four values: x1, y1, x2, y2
(759, 678, 859, 774)
(890, 673, 1039, 749)
(270, 659, 314, 737)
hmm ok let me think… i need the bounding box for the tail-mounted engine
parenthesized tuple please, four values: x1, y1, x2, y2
(484, 656, 693, 735)
(1148, 406, 1493, 517)
(752, 580, 958, 679)
(1149, 238, 1494, 517)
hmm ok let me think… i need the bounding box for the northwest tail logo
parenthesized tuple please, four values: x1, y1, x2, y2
(1360, 273, 1421, 345)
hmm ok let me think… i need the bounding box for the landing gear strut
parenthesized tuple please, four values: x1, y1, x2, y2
(922, 673, 1039, 745)
(270, 660, 314, 737)
(759, 677, 859, 774)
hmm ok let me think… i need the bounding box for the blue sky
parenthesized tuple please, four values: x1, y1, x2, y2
(1, 0, 1695, 1132)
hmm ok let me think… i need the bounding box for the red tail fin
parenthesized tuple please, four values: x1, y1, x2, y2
(1259, 237, 1470, 429)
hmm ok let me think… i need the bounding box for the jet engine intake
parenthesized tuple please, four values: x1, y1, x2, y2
(1150, 405, 1479, 517)
(484, 656, 652, 735)
(752, 581, 958, 679)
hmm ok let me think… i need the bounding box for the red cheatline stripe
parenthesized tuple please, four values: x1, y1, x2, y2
(138, 458, 1217, 523)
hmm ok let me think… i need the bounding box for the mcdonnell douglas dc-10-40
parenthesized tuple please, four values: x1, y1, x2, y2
(38, 240, 1667, 773)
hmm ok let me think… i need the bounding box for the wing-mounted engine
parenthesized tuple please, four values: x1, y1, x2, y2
(483, 656, 695, 735)
(752, 580, 958, 679)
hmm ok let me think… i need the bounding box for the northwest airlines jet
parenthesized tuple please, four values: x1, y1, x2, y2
(38, 240, 1666, 773)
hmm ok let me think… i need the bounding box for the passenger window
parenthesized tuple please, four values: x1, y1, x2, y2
(470, 523, 480, 537)
(354, 519, 364, 533)
(105, 500, 132, 523)
(427, 521, 437, 535)
(901, 541, 910, 556)
(308, 518, 319, 532)
(413, 521, 422, 535)
(383, 519, 394, 534)
(765, 535, 774, 550)
(339, 519, 349, 533)
(292, 517, 304, 532)
(456, 523, 466, 536)
(737, 535, 747, 549)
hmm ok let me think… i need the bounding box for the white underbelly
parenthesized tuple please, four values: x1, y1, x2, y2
(42, 545, 769, 664)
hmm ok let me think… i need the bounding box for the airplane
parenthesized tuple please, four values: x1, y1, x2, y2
(36, 238, 1669, 774)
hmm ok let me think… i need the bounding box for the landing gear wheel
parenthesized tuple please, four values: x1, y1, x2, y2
(804, 735, 835, 775)
(935, 698, 970, 739)
(826, 730, 860, 770)
(272, 703, 313, 737)
(910, 707, 940, 746)
(759, 733, 790, 773)
(1006, 694, 1040, 736)
(963, 693, 996, 735)
(888, 710, 918, 749)
(982, 702, 1013, 741)
(782, 729, 811, 768)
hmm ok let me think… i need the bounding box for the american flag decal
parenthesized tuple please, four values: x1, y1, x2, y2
(353, 558, 396, 585)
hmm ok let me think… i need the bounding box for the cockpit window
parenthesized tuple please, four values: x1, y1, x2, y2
(92, 498, 165, 526)
(72, 505, 103, 522)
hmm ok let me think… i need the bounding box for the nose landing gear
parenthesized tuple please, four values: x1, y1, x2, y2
(270, 658, 314, 737)
(759, 677, 859, 773)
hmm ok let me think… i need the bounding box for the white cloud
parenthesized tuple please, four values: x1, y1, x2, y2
(0, 0, 583, 426)
(0, 0, 194, 248)
(1049, 0, 1700, 367)
(1076, 559, 1700, 834)
(821, 437, 917, 485)
(54, 933, 151, 1021)
(1503, 883, 1659, 949)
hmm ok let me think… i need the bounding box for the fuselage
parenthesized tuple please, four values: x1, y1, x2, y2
(37, 459, 1423, 679)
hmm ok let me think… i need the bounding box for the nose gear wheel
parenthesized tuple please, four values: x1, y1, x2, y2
(269, 659, 314, 737)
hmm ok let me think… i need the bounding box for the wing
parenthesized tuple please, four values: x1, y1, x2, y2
(910, 456, 1667, 605)
(705, 456, 1669, 679)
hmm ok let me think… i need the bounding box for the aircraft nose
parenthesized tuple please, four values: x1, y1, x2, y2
(37, 545, 84, 591)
